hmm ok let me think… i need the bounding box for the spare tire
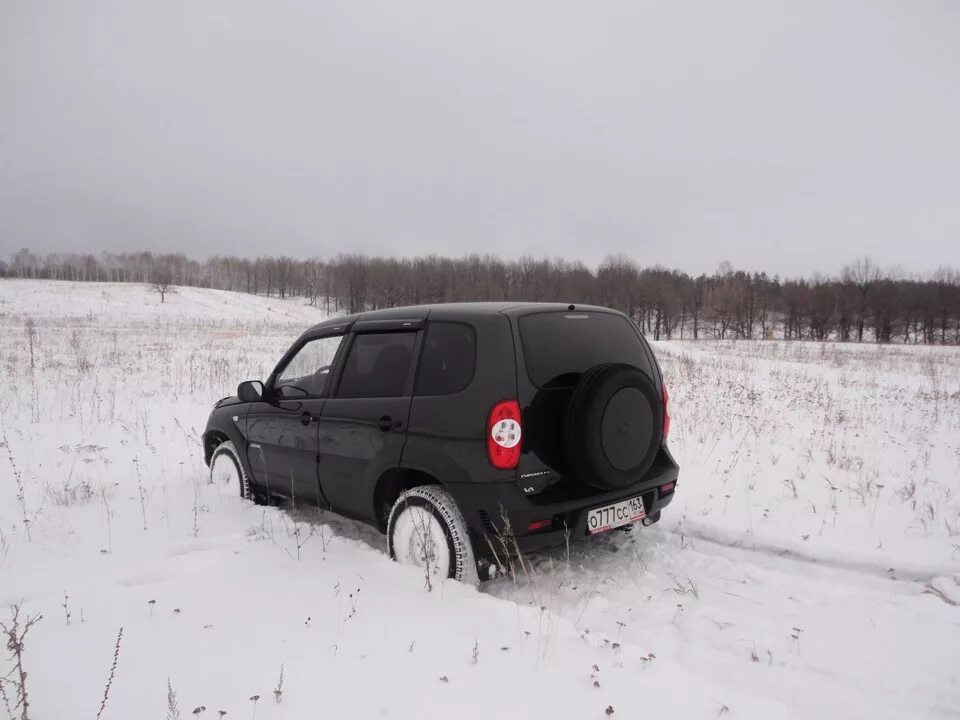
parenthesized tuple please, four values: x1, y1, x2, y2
(563, 363, 663, 491)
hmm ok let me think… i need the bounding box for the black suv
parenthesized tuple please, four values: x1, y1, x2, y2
(203, 303, 679, 582)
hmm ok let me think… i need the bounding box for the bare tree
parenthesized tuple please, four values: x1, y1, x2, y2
(842, 256, 884, 342)
(4, 248, 960, 345)
(151, 268, 178, 304)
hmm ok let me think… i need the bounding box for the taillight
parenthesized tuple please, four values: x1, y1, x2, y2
(487, 399, 522, 470)
(661, 383, 671, 441)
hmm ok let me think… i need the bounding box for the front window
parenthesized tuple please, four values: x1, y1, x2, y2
(275, 335, 344, 397)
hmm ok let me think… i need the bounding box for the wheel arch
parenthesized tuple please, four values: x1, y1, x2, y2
(203, 429, 230, 465)
(202, 414, 249, 471)
(373, 467, 447, 533)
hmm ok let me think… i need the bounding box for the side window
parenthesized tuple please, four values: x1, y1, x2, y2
(337, 332, 416, 398)
(415, 322, 476, 396)
(275, 335, 344, 397)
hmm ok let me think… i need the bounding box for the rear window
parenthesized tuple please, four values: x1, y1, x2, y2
(337, 331, 416, 398)
(518, 311, 651, 388)
(415, 322, 476, 396)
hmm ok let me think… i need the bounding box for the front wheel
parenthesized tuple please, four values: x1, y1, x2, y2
(387, 486, 478, 585)
(210, 440, 262, 503)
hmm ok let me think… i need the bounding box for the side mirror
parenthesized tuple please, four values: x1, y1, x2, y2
(237, 380, 264, 403)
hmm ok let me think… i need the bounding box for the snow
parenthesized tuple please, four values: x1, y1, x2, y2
(1, 279, 958, 719)
(0, 278, 328, 325)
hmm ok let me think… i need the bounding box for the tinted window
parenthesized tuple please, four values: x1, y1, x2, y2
(518, 312, 651, 388)
(416, 322, 477, 396)
(275, 335, 344, 397)
(338, 332, 416, 398)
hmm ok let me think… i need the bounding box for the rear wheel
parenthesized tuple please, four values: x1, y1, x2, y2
(387, 486, 478, 585)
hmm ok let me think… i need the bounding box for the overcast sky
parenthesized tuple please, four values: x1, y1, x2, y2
(2, 0, 958, 276)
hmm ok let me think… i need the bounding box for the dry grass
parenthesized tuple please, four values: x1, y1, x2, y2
(655, 339, 960, 543)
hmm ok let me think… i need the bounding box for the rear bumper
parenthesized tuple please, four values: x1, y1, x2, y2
(510, 486, 675, 555)
(447, 446, 680, 560)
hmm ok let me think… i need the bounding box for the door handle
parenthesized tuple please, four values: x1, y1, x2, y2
(377, 415, 393, 432)
(301, 412, 316, 426)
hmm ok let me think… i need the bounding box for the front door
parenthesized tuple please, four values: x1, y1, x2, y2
(318, 328, 419, 522)
(245, 333, 346, 504)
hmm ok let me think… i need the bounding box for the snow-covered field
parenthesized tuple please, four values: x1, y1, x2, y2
(1, 279, 958, 719)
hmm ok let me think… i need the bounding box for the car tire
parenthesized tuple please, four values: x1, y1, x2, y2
(210, 440, 262, 504)
(564, 363, 663, 491)
(387, 485, 478, 585)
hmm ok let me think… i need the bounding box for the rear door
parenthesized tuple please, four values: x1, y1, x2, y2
(317, 321, 422, 522)
(245, 332, 346, 504)
(512, 309, 656, 493)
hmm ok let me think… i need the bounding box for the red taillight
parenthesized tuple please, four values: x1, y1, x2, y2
(659, 482, 675, 495)
(527, 519, 552, 532)
(661, 382, 671, 441)
(487, 399, 522, 470)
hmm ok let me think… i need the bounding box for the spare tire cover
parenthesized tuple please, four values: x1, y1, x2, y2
(563, 363, 663, 491)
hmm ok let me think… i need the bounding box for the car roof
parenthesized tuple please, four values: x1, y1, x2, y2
(303, 301, 618, 334)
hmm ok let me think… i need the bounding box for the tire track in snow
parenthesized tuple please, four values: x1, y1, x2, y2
(668, 520, 960, 585)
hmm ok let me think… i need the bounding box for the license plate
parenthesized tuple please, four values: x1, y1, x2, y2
(586, 495, 646, 534)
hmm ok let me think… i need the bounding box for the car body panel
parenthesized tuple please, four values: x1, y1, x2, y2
(402, 310, 517, 487)
(245, 397, 327, 503)
(317, 395, 413, 522)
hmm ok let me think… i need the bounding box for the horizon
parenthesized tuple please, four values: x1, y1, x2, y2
(2, 246, 957, 284)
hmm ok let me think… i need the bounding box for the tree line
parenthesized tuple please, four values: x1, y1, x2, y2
(3, 248, 959, 344)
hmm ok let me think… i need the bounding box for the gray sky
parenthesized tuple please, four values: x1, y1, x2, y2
(2, 0, 958, 276)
